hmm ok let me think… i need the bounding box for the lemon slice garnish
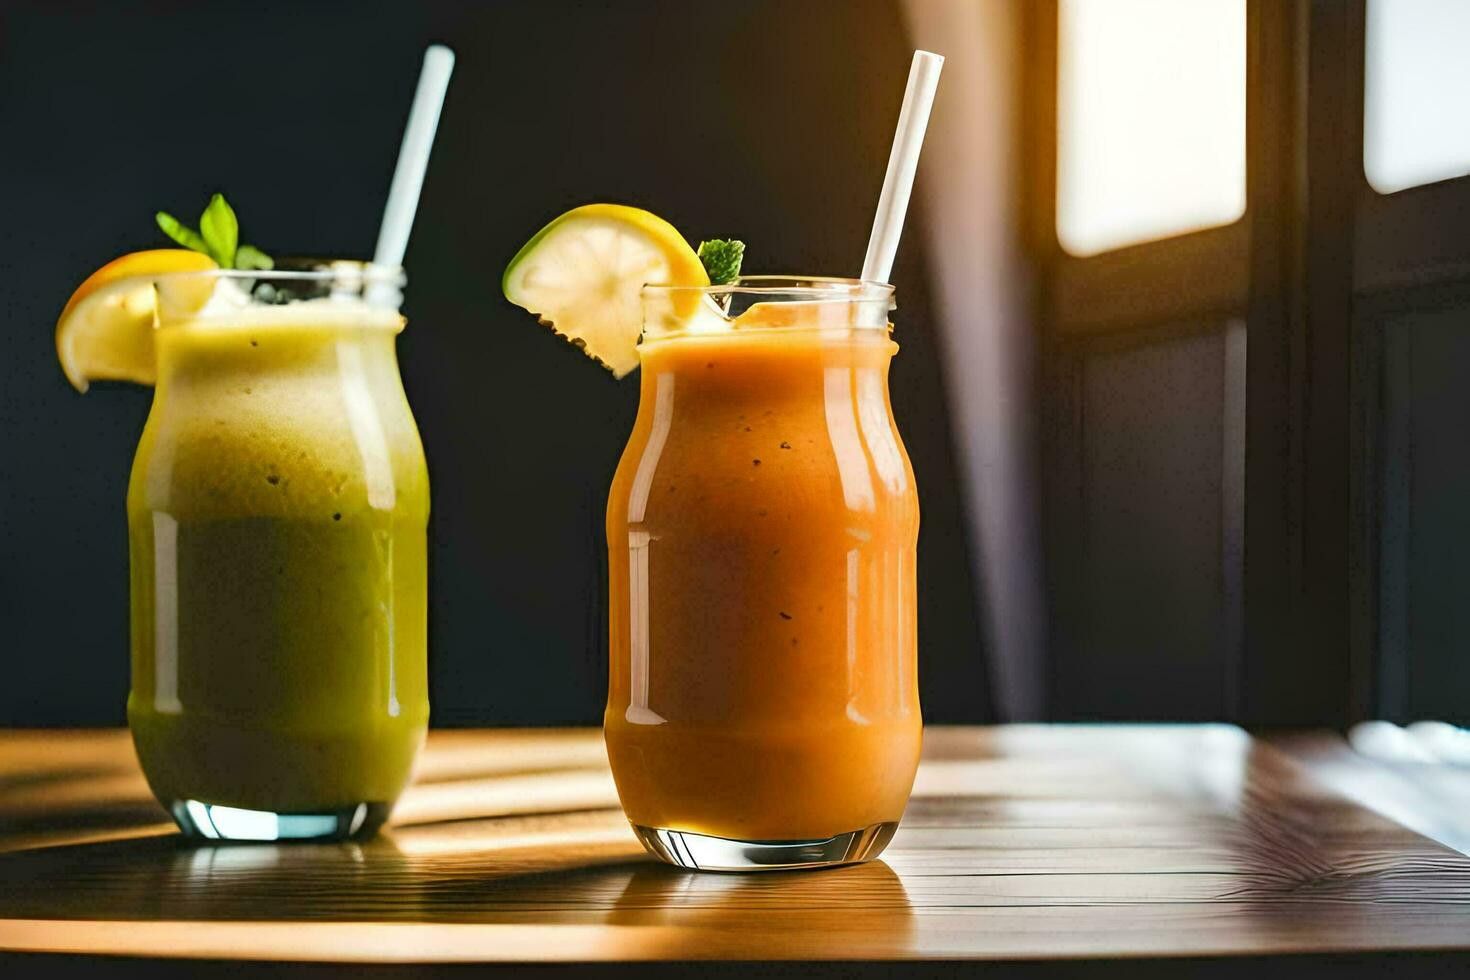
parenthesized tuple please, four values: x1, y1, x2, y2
(502, 204, 709, 377)
(56, 249, 218, 392)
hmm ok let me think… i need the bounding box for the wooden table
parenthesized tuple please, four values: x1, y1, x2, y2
(2, 726, 1468, 977)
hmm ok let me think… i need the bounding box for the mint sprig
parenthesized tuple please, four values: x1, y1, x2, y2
(156, 193, 274, 270)
(697, 239, 744, 286)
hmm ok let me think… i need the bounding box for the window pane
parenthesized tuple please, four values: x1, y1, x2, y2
(1056, 0, 1246, 258)
(1364, 0, 1470, 195)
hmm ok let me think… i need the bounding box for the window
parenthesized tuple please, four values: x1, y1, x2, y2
(1364, 0, 1470, 195)
(1056, 0, 1247, 257)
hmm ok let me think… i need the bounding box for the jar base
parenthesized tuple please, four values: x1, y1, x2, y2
(168, 800, 388, 842)
(631, 820, 898, 872)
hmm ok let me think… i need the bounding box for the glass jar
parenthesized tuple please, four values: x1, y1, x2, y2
(605, 278, 922, 871)
(126, 263, 429, 841)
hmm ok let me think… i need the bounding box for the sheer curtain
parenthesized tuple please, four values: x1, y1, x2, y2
(902, 0, 1048, 719)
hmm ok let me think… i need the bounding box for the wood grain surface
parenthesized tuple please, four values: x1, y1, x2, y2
(1, 725, 1468, 974)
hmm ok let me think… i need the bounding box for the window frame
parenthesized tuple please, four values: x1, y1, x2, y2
(1031, 0, 1470, 724)
(1351, 1, 1470, 722)
(1031, 1, 1252, 338)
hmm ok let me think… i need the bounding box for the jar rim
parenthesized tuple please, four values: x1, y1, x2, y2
(150, 259, 405, 288)
(641, 276, 894, 301)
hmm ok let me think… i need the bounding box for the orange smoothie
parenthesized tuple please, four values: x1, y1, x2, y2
(605, 291, 921, 845)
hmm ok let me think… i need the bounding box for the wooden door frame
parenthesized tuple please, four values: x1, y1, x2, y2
(1031, 0, 1443, 724)
(1347, 2, 1470, 722)
(1029, 0, 1256, 720)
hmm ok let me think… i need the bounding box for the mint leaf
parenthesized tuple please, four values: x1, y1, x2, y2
(156, 194, 272, 269)
(698, 239, 744, 286)
(156, 211, 207, 253)
(234, 244, 274, 271)
(199, 193, 239, 267)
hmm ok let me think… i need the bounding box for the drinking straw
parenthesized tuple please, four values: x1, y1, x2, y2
(369, 44, 456, 302)
(861, 50, 944, 284)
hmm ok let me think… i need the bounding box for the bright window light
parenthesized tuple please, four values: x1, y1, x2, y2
(1056, 0, 1247, 257)
(1364, 0, 1470, 195)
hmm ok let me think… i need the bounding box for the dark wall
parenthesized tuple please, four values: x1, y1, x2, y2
(1376, 298, 1470, 724)
(1055, 325, 1243, 721)
(0, 0, 988, 726)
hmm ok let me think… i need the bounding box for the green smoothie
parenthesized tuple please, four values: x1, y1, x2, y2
(126, 297, 429, 829)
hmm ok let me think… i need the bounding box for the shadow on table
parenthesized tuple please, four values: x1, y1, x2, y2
(0, 728, 619, 851)
(0, 812, 645, 923)
(0, 812, 915, 932)
(1, 728, 918, 954)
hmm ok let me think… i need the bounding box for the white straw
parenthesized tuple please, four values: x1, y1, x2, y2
(861, 50, 944, 283)
(370, 44, 456, 299)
